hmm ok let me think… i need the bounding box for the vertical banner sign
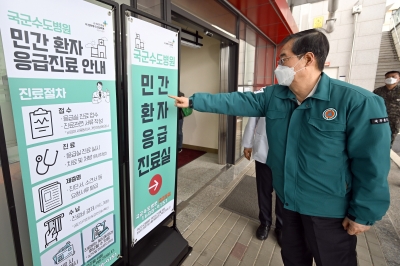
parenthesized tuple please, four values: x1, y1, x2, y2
(127, 17, 178, 243)
(0, 0, 121, 265)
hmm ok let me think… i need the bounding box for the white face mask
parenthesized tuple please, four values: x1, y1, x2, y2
(385, 77, 398, 85)
(274, 57, 305, 86)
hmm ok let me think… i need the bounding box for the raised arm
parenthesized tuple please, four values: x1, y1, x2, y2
(169, 90, 269, 117)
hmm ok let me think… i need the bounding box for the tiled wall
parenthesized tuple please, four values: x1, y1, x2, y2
(292, 0, 387, 91)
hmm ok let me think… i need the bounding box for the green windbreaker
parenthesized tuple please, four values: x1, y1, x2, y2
(190, 73, 390, 225)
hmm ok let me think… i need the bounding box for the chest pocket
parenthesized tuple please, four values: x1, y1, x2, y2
(266, 111, 287, 136)
(307, 118, 346, 140)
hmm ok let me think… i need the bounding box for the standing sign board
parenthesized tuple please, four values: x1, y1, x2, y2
(0, 0, 121, 265)
(127, 17, 179, 243)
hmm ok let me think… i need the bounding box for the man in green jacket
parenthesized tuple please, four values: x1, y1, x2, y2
(170, 29, 390, 266)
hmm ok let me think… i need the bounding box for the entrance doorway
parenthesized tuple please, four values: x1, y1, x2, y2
(171, 7, 238, 165)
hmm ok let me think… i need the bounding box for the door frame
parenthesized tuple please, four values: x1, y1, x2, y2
(171, 4, 239, 164)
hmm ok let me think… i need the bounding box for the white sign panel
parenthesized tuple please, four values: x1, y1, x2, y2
(0, 0, 121, 265)
(128, 16, 178, 243)
(0, 0, 115, 80)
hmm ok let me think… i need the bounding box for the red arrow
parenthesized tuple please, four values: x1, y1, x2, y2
(149, 174, 162, 195)
(149, 180, 158, 191)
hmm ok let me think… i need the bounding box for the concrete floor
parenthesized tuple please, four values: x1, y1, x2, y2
(176, 153, 400, 266)
(176, 153, 250, 233)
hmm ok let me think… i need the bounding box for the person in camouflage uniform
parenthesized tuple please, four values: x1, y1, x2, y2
(373, 70, 400, 147)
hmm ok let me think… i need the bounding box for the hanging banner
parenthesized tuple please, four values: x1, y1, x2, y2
(127, 17, 178, 243)
(0, 0, 121, 265)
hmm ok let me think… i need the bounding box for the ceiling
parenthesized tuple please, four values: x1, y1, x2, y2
(226, 0, 299, 44)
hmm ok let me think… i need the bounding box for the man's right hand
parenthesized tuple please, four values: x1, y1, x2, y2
(342, 217, 371, 235)
(168, 95, 189, 108)
(243, 148, 252, 160)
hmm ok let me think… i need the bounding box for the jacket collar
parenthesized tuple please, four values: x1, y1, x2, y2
(311, 72, 330, 101)
(275, 72, 331, 102)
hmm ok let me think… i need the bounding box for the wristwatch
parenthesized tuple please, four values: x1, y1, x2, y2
(189, 97, 193, 108)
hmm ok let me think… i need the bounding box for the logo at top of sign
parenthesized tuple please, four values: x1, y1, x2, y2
(135, 34, 144, 50)
(164, 39, 175, 48)
(85, 21, 106, 32)
(322, 108, 337, 120)
(149, 174, 162, 195)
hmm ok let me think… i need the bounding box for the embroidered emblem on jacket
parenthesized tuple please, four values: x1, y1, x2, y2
(322, 108, 337, 120)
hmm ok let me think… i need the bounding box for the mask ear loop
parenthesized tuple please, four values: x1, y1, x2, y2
(293, 56, 306, 74)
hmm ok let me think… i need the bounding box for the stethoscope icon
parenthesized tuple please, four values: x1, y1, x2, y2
(36, 149, 58, 175)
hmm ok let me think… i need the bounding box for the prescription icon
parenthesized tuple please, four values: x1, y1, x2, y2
(29, 108, 54, 139)
(38, 181, 63, 213)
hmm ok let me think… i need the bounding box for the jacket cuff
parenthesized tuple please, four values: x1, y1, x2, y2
(347, 213, 375, 226)
(189, 96, 194, 109)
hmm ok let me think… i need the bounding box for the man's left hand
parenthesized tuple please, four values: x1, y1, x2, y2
(342, 217, 371, 235)
(243, 148, 252, 160)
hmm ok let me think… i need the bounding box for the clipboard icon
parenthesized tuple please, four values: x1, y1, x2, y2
(29, 108, 54, 139)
